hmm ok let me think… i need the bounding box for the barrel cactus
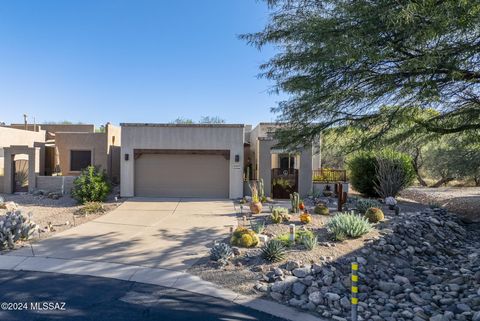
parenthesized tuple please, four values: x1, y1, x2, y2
(365, 207, 385, 223)
(314, 204, 330, 215)
(230, 227, 259, 248)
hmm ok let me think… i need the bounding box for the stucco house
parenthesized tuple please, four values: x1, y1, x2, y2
(119, 123, 320, 199)
(0, 123, 120, 193)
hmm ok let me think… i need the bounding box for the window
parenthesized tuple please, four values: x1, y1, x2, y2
(70, 150, 92, 171)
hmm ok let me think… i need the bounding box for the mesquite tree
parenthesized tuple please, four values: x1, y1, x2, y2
(242, 0, 480, 147)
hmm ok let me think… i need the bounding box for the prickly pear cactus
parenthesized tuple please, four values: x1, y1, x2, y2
(0, 211, 37, 250)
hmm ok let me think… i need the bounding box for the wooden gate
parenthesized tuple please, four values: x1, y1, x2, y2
(271, 168, 298, 199)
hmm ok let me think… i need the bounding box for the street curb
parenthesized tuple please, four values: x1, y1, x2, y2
(0, 254, 326, 321)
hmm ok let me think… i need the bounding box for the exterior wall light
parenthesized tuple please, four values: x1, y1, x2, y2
(125, 153, 129, 161)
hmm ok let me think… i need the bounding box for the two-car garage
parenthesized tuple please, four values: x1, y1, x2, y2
(134, 151, 230, 198)
(120, 123, 245, 199)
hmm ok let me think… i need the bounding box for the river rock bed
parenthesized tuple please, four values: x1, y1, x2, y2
(258, 208, 480, 321)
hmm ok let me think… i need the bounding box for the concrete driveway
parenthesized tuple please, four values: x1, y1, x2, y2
(8, 198, 237, 271)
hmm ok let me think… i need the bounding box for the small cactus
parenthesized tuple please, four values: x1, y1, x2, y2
(290, 192, 300, 213)
(210, 242, 233, 262)
(261, 240, 287, 262)
(314, 204, 330, 215)
(230, 227, 259, 248)
(300, 212, 312, 224)
(270, 207, 290, 223)
(365, 207, 385, 223)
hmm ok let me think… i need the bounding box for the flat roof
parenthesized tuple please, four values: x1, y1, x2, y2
(120, 123, 245, 128)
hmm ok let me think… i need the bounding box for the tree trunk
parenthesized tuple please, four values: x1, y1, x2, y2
(430, 177, 454, 188)
(412, 149, 428, 187)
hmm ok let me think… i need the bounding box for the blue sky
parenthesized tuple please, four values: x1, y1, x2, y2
(0, 0, 282, 126)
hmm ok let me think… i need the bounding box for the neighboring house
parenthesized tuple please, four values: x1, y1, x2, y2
(0, 123, 120, 193)
(119, 123, 318, 199)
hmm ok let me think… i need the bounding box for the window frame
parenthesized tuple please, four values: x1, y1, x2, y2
(69, 150, 93, 172)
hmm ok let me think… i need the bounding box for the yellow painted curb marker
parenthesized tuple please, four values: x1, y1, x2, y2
(351, 263, 358, 270)
(352, 286, 358, 293)
(352, 275, 358, 282)
(351, 297, 358, 304)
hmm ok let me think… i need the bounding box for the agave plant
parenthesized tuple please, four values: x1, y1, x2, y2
(210, 242, 233, 262)
(300, 232, 318, 251)
(261, 239, 287, 262)
(327, 212, 372, 241)
(250, 220, 265, 234)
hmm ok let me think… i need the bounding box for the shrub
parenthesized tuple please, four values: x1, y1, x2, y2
(77, 201, 105, 215)
(270, 207, 290, 223)
(365, 207, 385, 223)
(276, 229, 315, 247)
(327, 212, 372, 241)
(314, 204, 329, 215)
(347, 149, 414, 197)
(230, 227, 259, 248)
(300, 232, 317, 251)
(374, 151, 416, 198)
(356, 198, 380, 215)
(210, 243, 233, 262)
(71, 166, 111, 204)
(0, 211, 37, 250)
(261, 240, 287, 262)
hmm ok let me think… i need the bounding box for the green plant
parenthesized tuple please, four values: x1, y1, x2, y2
(273, 178, 292, 189)
(261, 239, 287, 262)
(314, 204, 329, 215)
(300, 232, 317, 251)
(365, 207, 384, 223)
(250, 220, 265, 234)
(261, 195, 268, 203)
(249, 181, 260, 203)
(210, 243, 233, 262)
(71, 166, 111, 204)
(347, 150, 415, 197)
(356, 199, 381, 215)
(230, 227, 259, 248)
(327, 212, 372, 241)
(276, 229, 314, 247)
(290, 192, 300, 213)
(258, 179, 265, 200)
(0, 211, 37, 250)
(77, 201, 105, 215)
(270, 207, 290, 223)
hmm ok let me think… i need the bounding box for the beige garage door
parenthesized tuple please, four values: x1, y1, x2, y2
(134, 152, 229, 198)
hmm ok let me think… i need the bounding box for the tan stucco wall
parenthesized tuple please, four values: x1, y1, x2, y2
(55, 132, 108, 176)
(106, 123, 121, 183)
(0, 126, 46, 178)
(0, 127, 46, 148)
(120, 124, 245, 199)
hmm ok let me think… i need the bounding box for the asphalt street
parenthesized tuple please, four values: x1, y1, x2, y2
(0, 270, 288, 321)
